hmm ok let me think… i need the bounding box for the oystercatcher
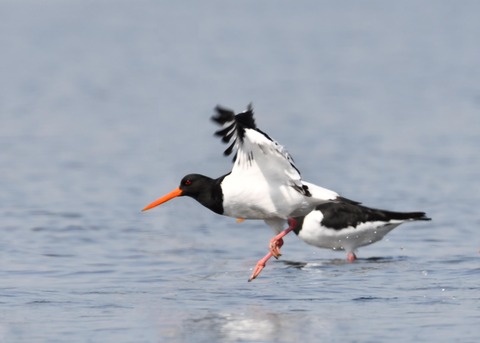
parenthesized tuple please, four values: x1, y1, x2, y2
(292, 202, 431, 261)
(143, 104, 431, 280)
(142, 104, 355, 280)
(244, 202, 431, 281)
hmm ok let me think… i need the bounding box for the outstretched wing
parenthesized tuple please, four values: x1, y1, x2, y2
(211, 104, 309, 196)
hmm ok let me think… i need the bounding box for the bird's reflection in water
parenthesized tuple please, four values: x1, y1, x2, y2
(181, 306, 332, 342)
(281, 256, 401, 269)
(277, 256, 404, 276)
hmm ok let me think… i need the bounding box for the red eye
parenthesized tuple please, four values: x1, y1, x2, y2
(184, 180, 192, 186)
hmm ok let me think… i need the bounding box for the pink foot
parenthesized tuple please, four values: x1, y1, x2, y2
(248, 218, 299, 281)
(347, 252, 357, 262)
(248, 252, 274, 282)
(269, 218, 297, 258)
(269, 237, 284, 258)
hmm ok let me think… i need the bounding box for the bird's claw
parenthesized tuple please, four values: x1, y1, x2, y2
(248, 262, 265, 282)
(269, 237, 284, 259)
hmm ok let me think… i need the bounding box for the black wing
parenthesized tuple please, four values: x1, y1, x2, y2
(317, 202, 431, 230)
(211, 103, 258, 156)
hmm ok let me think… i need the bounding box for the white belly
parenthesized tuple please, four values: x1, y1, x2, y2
(298, 211, 402, 253)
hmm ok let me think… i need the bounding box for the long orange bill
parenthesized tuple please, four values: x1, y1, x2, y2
(142, 188, 183, 211)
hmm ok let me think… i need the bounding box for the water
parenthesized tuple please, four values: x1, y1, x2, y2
(1, 1, 479, 342)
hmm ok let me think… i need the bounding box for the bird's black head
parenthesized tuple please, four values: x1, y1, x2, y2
(178, 174, 215, 198)
(179, 173, 224, 214)
(142, 173, 224, 214)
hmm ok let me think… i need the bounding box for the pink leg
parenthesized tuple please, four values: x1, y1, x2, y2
(248, 218, 298, 281)
(248, 251, 274, 282)
(269, 218, 297, 258)
(347, 252, 357, 262)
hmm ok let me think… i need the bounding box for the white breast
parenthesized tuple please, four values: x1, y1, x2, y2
(221, 171, 308, 219)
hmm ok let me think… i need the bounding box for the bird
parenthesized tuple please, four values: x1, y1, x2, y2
(142, 104, 356, 281)
(291, 202, 431, 261)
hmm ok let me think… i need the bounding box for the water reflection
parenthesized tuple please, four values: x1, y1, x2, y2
(281, 256, 402, 270)
(180, 306, 333, 342)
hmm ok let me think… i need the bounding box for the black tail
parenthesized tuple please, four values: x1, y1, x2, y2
(379, 210, 431, 221)
(312, 202, 431, 231)
(332, 197, 431, 222)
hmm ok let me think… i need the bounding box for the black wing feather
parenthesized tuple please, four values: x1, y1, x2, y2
(214, 123, 236, 137)
(316, 202, 431, 231)
(211, 103, 257, 156)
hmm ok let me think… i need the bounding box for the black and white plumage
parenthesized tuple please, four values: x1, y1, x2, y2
(144, 104, 350, 231)
(142, 104, 353, 280)
(293, 202, 431, 261)
(210, 104, 354, 231)
(142, 104, 431, 280)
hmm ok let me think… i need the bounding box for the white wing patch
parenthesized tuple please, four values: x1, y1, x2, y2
(213, 104, 342, 219)
(232, 128, 304, 192)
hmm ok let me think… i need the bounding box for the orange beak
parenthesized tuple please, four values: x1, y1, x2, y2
(142, 188, 183, 211)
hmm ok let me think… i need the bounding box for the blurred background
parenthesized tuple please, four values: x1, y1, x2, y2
(0, 1, 478, 342)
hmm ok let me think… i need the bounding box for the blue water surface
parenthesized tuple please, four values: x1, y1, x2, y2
(0, 1, 479, 342)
